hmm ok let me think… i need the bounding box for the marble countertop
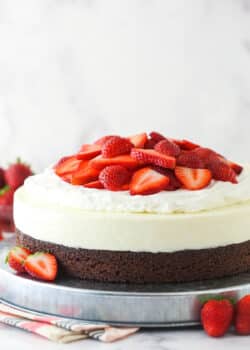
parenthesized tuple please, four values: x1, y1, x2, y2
(1, 324, 250, 349)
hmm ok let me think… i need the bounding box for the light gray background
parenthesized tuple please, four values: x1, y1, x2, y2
(0, 0, 249, 172)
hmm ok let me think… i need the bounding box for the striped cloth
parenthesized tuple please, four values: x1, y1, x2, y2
(0, 303, 139, 343)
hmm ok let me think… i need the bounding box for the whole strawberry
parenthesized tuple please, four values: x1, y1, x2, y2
(235, 295, 250, 335)
(0, 186, 14, 206)
(5, 158, 33, 190)
(201, 299, 234, 337)
(0, 168, 5, 188)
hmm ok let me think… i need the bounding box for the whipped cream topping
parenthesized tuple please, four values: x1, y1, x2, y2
(19, 164, 250, 214)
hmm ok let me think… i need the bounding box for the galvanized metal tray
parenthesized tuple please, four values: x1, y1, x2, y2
(0, 236, 250, 327)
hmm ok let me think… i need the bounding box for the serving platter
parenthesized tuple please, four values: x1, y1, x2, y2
(0, 236, 250, 327)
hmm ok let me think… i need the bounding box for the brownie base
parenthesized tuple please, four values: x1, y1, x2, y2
(16, 230, 250, 284)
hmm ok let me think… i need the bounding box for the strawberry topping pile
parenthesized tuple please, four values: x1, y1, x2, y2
(54, 132, 243, 195)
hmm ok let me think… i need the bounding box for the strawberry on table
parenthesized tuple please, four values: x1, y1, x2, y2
(4, 158, 33, 190)
(131, 149, 176, 169)
(130, 167, 169, 195)
(6, 246, 32, 273)
(201, 299, 234, 337)
(24, 252, 58, 282)
(101, 136, 133, 158)
(235, 295, 250, 335)
(175, 166, 212, 190)
(99, 165, 131, 191)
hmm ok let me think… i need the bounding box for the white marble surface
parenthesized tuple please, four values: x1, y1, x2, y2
(0, 0, 250, 170)
(1, 324, 250, 349)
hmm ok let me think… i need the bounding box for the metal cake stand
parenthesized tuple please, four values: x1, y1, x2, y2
(0, 236, 250, 327)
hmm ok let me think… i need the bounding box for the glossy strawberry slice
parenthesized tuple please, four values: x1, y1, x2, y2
(77, 144, 101, 160)
(128, 133, 148, 148)
(227, 160, 243, 175)
(177, 151, 205, 169)
(90, 155, 138, 170)
(174, 139, 200, 150)
(54, 155, 82, 176)
(153, 168, 182, 191)
(84, 180, 104, 189)
(149, 131, 166, 142)
(71, 162, 100, 185)
(94, 135, 116, 146)
(154, 139, 181, 157)
(6, 246, 32, 273)
(175, 166, 212, 190)
(130, 167, 169, 195)
(99, 165, 131, 191)
(208, 159, 238, 184)
(101, 136, 133, 158)
(24, 252, 58, 282)
(130, 148, 176, 169)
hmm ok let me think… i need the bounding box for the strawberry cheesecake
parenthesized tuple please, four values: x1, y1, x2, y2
(14, 132, 250, 283)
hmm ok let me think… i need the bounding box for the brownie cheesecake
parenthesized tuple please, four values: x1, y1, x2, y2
(14, 132, 250, 283)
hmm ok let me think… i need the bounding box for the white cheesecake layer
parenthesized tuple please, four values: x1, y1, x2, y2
(14, 165, 250, 252)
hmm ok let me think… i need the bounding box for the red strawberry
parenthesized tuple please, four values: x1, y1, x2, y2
(71, 162, 100, 185)
(175, 166, 212, 190)
(235, 295, 250, 335)
(0, 168, 5, 188)
(99, 165, 131, 191)
(54, 155, 82, 177)
(149, 131, 166, 142)
(24, 252, 58, 282)
(94, 135, 116, 146)
(130, 148, 176, 169)
(0, 186, 14, 206)
(128, 133, 148, 148)
(154, 168, 182, 191)
(5, 159, 33, 190)
(174, 139, 200, 150)
(77, 144, 101, 160)
(208, 159, 237, 184)
(154, 139, 181, 157)
(90, 155, 138, 170)
(130, 167, 169, 195)
(6, 246, 32, 273)
(194, 147, 219, 164)
(177, 151, 205, 169)
(84, 180, 104, 189)
(227, 160, 243, 175)
(102, 136, 133, 158)
(144, 138, 158, 149)
(201, 299, 234, 337)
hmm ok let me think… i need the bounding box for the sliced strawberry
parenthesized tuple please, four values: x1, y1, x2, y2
(174, 139, 200, 150)
(94, 135, 116, 146)
(77, 144, 101, 160)
(128, 133, 148, 148)
(130, 148, 176, 169)
(71, 162, 100, 185)
(24, 252, 58, 282)
(84, 180, 104, 189)
(90, 155, 138, 170)
(194, 147, 219, 164)
(101, 136, 133, 158)
(208, 159, 238, 184)
(6, 246, 32, 273)
(149, 131, 166, 142)
(144, 138, 158, 149)
(130, 167, 169, 195)
(177, 151, 205, 169)
(54, 155, 82, 176)
(61, 173, 73, 183)
(175, 166, 212, 190)
(154, 139, 181, 157)
(227, 160, 243, 175)
(99, 165, 131, 191)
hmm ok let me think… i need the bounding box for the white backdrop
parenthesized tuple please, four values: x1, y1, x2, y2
(0, 0, 250, 171)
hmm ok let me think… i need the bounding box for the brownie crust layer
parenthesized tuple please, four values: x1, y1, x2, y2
(16, 230, 250, 284)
